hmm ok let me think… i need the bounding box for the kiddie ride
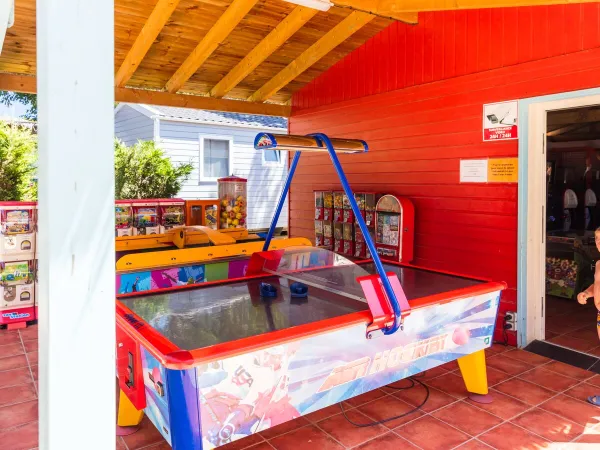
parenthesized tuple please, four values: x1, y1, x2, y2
(115, 133, 506, 450)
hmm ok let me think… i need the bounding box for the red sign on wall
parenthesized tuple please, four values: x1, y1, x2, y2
(483, 101, 518, 141)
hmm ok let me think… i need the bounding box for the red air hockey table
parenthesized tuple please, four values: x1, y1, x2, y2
(116, 247, 506, 450)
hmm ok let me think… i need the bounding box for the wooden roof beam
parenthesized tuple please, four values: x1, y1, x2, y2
(333, 0, 597, 19)
(210, 6, 319, 99)
(115, 0, 180, 87)
(248, 11, 374, 103)
(165, 0, 258, 94)
(0, 74, 290, 117)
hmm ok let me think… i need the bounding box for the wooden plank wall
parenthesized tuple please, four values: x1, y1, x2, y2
(288, 5, 600, 345)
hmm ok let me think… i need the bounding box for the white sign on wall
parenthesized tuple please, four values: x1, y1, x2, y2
(460, 159, 488, 183)
(483, 101, 518, 141)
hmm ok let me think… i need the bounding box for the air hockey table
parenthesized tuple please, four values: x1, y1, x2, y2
(116, 246, 506, 450)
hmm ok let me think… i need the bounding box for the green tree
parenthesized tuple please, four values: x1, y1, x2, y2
(0, 122, 38, 201)
(0, 92, 37, 121)
(114, 139, 193, 199)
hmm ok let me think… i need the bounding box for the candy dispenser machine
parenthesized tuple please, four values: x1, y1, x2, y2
(374, 195, 415, 262)
(0, 202, 37, 261)
(218, 176, 247, 230)
(185, 199, 220, 230)
(115, 200, 133, 237)
(132, 200, 160, 236)
(159, 199, 186, 233)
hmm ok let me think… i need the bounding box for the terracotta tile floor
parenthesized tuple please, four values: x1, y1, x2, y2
(2, 326, 600, 449)
(545, 295, 600, 354)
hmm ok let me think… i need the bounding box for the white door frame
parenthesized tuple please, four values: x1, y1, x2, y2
(517, 88, 600, 347)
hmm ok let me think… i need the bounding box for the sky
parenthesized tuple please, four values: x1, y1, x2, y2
(0, 98, 28, 118)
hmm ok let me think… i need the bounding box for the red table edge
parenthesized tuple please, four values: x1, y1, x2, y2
(116, 279, 507, 370)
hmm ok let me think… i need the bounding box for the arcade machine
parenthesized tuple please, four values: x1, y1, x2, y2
(374, 194, 414, 262)
(115, 133, 506, 450)
(185, 199, 220, 230)
(159, 199, 186, 234)
(0, 202, 37, 328)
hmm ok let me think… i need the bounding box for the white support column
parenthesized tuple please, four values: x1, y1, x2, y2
(37, 0, 115, 449)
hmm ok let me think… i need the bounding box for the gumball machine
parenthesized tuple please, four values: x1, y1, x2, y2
(218, 176, 248, 230)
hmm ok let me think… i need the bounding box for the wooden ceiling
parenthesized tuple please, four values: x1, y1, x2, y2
(1, 0, 597, 117)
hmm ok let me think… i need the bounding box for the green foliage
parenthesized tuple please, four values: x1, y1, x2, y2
(114, 139, 193, 199)
(0, 92, 37, 121)
(0, 122, 38, 201)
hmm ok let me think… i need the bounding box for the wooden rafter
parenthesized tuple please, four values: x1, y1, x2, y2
(164, 0, 258, 94)
(115, 0, 180, 87)
(546, 124, 587, 137)
(548, 108, 600, 126)
(333, 0, 597, 20)
(248, 11, 374, 103)
(0, 74, 290, 117)
(210, 6, 319, 99)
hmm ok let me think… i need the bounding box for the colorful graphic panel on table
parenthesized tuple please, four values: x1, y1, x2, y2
(196, 291, 501, 449)
(116, 260, 250, 294)
(141, 348, 172, 445)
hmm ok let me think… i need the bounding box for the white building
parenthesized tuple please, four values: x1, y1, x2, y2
(114, 103, 288, 231)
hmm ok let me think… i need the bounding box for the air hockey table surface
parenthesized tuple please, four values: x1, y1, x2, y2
(116, 247, 506, 450)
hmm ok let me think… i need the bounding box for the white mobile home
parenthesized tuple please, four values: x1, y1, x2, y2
(114, 103, 288, 231)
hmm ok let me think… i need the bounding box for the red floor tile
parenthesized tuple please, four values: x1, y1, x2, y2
(425, 372, 468, 399)
(22, 340, 37, 354)
(0, 420, 39, 450)
(494, 378, 555, 406)
(342, 388, 386, 408)
(465, 389, 530, 420)
(485, 367, 512, 387)
(352, 432, 420, 449)
(542, 360, 595, 381)
(0, 400, 37, 432)
(260, 417, 309, 440)
(0, 343, 24, 359)
(244, 443, 275, 450)
(26, 352, 37, 366)
(486, 344, 512, 355)
(303, 404, 341, 423)
(564, 382, 600, 401)
(317, 408, 387, 447)
(30, 365, 37, 381)
(18, 327, 37, 342)
(392, 384, 455, 413)
(502, 349, 551, 366)
(0, 354, 28, 372)
(414, 365, 448, 381)
(0, 383, 36, 407)
(396, 416, 470, 450)
(269, 425, 343, 450)
(357, 395, 424, 429)
(587, 375, 600, 388)
(540, 394, 600, 427)
(220, 433, 265, 450)
(511, 407, 585, 442)
(455, 440, 495, 450)
(116, 436, 128, 450)
(121, 416, 166, 450)
(432, 401, 503, 436)
(574, 424, 600, 444)
(479, 422, 551, 450)
(0, 331, 21, 346)
(0, 367, 32, 389)
(486, 354, 534, 376)
(519, 367, 580, 392)
(548, 335, 598, 352)
(566, 326, 600, 342)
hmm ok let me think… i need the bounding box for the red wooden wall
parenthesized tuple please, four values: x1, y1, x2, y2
(288, 4, 600, 345)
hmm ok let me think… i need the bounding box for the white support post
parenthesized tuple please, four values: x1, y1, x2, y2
(37, 0, 115, 449)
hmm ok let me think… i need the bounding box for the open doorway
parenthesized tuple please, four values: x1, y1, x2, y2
(544, 106, 600, 358)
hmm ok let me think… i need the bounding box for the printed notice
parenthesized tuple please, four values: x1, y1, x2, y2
(488, 158, 518, 183)
(483, 101, 518, 141)
(460, 159, 488, 183)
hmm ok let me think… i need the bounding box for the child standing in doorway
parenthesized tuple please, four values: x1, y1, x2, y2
(577, 227, 600, 406)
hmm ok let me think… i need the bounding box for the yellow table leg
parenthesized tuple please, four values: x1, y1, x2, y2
(457, 349, 488, 395)
(117, 390, 144, 427)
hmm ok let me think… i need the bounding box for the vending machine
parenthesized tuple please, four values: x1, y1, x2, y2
(374, 195, 414, 262)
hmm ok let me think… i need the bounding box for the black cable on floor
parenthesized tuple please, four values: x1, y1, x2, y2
(339, 376, 430, 427)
